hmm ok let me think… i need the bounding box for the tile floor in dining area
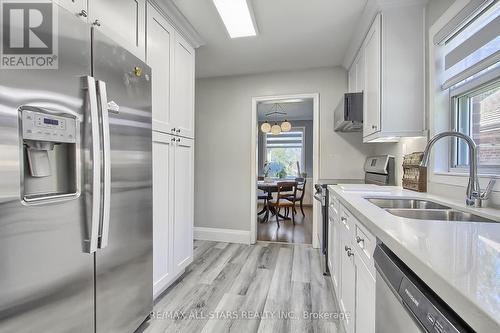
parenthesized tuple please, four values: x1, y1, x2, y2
(137, 240, 346, 333)
(257, 205, 313, 244)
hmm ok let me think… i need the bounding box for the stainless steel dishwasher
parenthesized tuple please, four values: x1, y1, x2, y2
(374, 243, 473, 333)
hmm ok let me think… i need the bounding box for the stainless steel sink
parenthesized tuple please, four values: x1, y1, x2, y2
(367, 198, 451, 210)
(386, 209, 497, 223)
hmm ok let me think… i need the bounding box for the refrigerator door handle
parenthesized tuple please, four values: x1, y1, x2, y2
(85, 76, 101, 254)
(96, 80, 111, 249)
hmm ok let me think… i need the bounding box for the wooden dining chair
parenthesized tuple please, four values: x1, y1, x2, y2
(267, 181, 298, 228)
(285, 177, 307, 217)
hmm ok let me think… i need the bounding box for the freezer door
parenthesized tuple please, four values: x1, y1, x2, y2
(0, 5, 94, 333)
(92, 29, 153, 333)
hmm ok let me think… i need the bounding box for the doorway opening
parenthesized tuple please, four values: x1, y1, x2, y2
(250, 93, 319, 245)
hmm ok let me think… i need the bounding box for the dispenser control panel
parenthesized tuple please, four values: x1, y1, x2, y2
(22, 110, 77, 143)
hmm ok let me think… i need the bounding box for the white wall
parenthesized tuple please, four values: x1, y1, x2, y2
(194, 67, 374, 231)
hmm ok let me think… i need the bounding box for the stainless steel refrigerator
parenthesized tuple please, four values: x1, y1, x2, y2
(0, 4, 152, 333)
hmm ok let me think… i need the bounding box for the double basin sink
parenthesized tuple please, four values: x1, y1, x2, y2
(367, 198, 497, 223)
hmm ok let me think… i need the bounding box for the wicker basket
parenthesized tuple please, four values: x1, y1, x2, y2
(402, 152, 427, 192)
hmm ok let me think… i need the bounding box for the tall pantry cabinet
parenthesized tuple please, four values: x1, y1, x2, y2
(147, 2, 195, 299)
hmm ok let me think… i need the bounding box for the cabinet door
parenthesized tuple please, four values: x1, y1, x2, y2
(328, 215, 334, 273)
(55, 0, 87, 21)
(152, 132, 174, 298)
(90, 0, 146, 60)
(355, 48, 365, 93)
(363, 13, 381, 137)
(147, 4, 174, 133)
(340, 227, 355, 333)
(348, 65, 356, 93)
(172, 33, 195, 138)
(355, 255, 376, 333)
(173, 137, 194, 272)
(332, 217, 342, 291)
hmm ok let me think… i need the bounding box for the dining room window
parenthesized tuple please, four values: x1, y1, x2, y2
(264, 127, 305, 177)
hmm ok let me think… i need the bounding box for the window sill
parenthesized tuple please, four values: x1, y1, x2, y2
(431, 171, 500, 192)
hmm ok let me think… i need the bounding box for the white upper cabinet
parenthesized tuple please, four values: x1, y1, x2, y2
(89, 0, 146, 61)
(147, 3, 174, 133)
(363, 13, 381, 137)
(348, 48, 365, 93)
(348, 2, 426, 142)
(55, 0, 88, 21)
(172, 33, 195, 139)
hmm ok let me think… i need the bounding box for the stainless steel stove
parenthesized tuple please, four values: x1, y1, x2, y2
(314, 155, 395, 275)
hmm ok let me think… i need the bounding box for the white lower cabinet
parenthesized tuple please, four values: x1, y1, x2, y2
(152, 132, 194, 299)
(328, 193, 376, 333)
(354, 253, 376, 333)
(340, 227, 356, 333)
(172, 137, 194, 272)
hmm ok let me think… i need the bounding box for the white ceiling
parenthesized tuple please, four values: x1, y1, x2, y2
(257, 99, 313, 121)
(171, 0, 368, 78)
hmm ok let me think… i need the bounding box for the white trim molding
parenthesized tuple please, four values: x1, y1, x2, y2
(251, 93, 320, 248)
(148, 0, 206, 48)
(194, 227, 251, 244)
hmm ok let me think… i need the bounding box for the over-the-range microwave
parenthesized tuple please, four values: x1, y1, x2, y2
(334, 92, 363, 132)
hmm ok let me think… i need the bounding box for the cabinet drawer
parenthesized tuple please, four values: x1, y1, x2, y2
(354, 221, 376, 275)
(339, 205, 354, 236)
(329, 193, 340, 215)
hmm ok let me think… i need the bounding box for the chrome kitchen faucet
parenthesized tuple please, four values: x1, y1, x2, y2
(420, 131, 495, 208)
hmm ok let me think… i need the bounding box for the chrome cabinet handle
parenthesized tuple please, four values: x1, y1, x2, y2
(171, 137, 176, 142)
(176, 138, 181, 142)
(341, 216, 347, 223)
(372, 125, 377, 129)
(344, 245, 351, 252)
(347, 250, 354, 257)
(171, 128, 176, 132)
(93, 19, 101, 27)
(356, 236, 364, 244)
(79, 9, 88, 17)
(84, 76, 101, 254)
(96, 80, 111, 249)
(176, 129, 181, 133)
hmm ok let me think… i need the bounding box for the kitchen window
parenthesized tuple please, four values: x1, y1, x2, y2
(440, 0, 500, 175)
(451, 79, 500, 173)
(264, 128, 305, 177)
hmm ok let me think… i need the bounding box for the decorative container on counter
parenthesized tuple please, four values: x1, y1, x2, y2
(402, 152, 427, 192)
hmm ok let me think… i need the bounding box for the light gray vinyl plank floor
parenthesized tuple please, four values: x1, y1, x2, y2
(138, 241, 346, 333)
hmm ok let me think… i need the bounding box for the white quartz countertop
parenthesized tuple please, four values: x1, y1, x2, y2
(327, 185, 500, 333)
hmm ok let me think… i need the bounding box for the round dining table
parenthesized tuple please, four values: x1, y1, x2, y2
(257, 180, 297, 223)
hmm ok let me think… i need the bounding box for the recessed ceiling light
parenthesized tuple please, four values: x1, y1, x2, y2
(212, 0, 257, 38)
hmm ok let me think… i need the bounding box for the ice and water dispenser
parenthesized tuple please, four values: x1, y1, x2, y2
(19, 106, 79, 203)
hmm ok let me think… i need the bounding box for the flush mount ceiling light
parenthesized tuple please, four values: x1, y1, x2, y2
(212, 0, 257, 38)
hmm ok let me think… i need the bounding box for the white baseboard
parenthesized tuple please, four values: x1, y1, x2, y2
(194, 227, 250, 244)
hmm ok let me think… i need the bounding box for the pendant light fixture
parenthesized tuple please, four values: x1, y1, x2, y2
(260, 103, 292, 134)
(260, 121, 271, 133)
(281, 120, 291, 132)
(271, 122, 281, 135)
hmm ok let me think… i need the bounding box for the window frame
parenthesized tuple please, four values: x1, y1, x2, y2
(449, 67, 500, 175)
(263, 126, 306, 177)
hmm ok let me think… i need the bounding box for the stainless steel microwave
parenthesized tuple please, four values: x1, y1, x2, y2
(334, 92, 363, 132)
